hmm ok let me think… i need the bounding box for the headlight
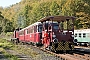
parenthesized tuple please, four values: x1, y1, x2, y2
(73, 39, 77, 43)
(53, 38, 58, 42)
(71, 35, 74, 37)
(53, 35, 56, 38)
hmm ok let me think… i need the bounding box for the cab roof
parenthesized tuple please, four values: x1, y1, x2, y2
(38, 16, 76, 22)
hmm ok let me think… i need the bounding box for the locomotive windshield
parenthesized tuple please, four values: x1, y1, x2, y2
(59, 19, 73, 30)
(53, 25, 59, 30)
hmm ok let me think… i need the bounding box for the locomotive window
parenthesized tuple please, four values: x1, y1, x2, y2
(75, 33, 77, 37)
(63, 21, 67, 30)
(45, 23, 48, 30)
(68, 20, 73, 30)
(49, 26, 51, 30)
(60, 22, 63, 30)
(83, 33, 86, 38)
(79, 33, 81, 37)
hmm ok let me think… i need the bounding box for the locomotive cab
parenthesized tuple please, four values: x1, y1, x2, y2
(39, 16, 76, 51)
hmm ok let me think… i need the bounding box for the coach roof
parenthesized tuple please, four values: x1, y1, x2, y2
(19, 22, 42, 31)
(74, 29, 90, 33)
(38, 16, 76, 22)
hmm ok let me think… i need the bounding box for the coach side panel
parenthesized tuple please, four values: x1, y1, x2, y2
(19, 30, 25, 42)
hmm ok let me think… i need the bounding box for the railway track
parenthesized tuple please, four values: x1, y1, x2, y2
(74, 46, 90, 54)
(40, 47, 90, 60)
(27, 44, 90, 60)
(7, 40, 90, 60)
(75, 46, 90, 50)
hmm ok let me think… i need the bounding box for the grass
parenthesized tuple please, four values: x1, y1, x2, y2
(0, 39, 14, 50)
(0, 39, 39, 59)
(13, 45, 39, 58)
(2, 50, 19, 60)
(0, 39, 19, 60)
(0, 38, 53, 60)
(0, 32, 40, 59)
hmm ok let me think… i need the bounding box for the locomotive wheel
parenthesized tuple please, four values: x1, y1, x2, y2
(22, 42, 26, 45)
(47, 46, 58, 53)
(11, 39, 13, 42)
(66, 50, 73, 54)
(46, 46, 52, 51)
(36, 43, 39, 47)
(20, 42, 24, 45)
(49, 46, 52, 51)
(86, 43, 90, 47)
(77, 43, 80, 46)
(11, 39, 14, 44)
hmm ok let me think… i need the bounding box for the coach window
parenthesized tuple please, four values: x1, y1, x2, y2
(34, 26, 37, 32)
(27, 28, 29, 34)
(83, 33, 86, 38)
(38, 25, 42, 32)
(31, 27, 33, 33)
(30, 27, 33, 33)
(20, 31, 22, 35)
(32, 27, 34, 33)
(75, 33, 77, 37)
(26, 29, 27, 34)
(20, 31, 24, 35)
(33, 27, 34, 33)
(22, 31, 24, 35)
(29, 29, 30, 33)
(79, 33, 81, 37)
(28, 29, 30, 34)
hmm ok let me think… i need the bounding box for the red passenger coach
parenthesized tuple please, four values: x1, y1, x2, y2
(23, 22, 42, 45)
(11, 22, 42, 45)
(19, 29, 25, 42)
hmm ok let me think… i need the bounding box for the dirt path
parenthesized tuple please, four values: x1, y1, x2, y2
(0, 38, 61, 60)
(0, 52, 8, 60)
(5, 49, 33, 60)
(5, 45, 62, 60)
(17, 45, 62, 60)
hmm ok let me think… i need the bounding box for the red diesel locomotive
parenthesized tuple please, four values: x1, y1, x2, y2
(11, 16, 76, 52)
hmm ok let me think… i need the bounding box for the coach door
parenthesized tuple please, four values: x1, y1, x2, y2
(34, 26, 37, 43)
